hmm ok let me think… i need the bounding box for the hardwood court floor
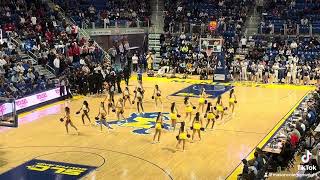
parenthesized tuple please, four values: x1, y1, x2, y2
(0, 77, 312, 180)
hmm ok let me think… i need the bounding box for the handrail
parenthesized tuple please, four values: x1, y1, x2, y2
(9, 37, 19, 47)
(46, 64, 55, 73)
(27, 50, 39, 60)
(9, 36, 56, 77)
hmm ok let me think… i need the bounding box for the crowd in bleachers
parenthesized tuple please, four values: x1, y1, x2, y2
(0, 41, 54, 98)
(260, 0, 320, 34)
(164, 0, 254, 36)
(228, 35, 320, 85)
(0, 0, 108, 97)
(156, 32, 320, 85)
(239, 90, 320, 179)
(157, 33, 216, 79)
(53, 0, 151, 28)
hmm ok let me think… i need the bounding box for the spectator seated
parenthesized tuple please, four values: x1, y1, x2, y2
(53, 0, 151, 28)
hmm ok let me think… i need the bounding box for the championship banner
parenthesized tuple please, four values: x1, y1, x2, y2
(208, 21, 218, 31)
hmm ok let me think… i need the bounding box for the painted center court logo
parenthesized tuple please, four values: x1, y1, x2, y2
(171, 84, 233, 98)
(0, 159, 97, 180)
(96, 112, 171, 135)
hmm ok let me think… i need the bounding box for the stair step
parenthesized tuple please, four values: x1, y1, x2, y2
(148, 40, 160, 43)
(148, 34, 161, 39)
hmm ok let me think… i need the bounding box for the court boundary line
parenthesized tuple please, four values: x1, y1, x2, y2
(34, 150, 106, 168)
(0, 145, 174, 180)
(212, 129, 267, 135)
(138, 76, 315, 90)
(225, 91, 310, 179)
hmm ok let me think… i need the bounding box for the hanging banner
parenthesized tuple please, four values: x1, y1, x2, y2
(208, 21, 218, 31)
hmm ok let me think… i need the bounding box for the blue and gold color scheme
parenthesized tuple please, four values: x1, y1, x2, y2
(171, 84, 233, 99)
(96, 112, 171, 135)
(0, 159, 97, 180)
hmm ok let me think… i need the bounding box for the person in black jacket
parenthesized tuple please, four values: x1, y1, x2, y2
(116, 71, 122, 93)
(88, 73, 96, 95)
(123, 65, 130, 86)
(96, 70, 104, 94)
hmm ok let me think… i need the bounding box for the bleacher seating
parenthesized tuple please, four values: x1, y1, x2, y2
(53, 0, 151, 28)
(259, 0, 320, 35)
(163, 0, 254, 39)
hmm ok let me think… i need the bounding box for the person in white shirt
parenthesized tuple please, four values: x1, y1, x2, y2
(240, 36, 247, 48)
(286, 62, 292, 84)
(20, 16, 25, 24)
(79, 58, 86, 65)
(123, 41, 130, 51)
(291, 62, 298, 84)
(118, 43, 124, 54)
(104, 18, 110, 28)
(132, 54, 138, 72)
(82, 65, 90, 74)
(27, 69, 35, 81)
(15, 62, 25, 74)
(240, 60, 248, 81)
(31, 16, 37, 25)
(272, 62, 279, 83)
(290, 41, 298, 49)
(293, 55, 299, 64)
(0, 56, 7, 67)
(180, 33, 186, 40)
(53, 56, 60, 75)
(257, 62, 264, 82)
(11, 73, 18, 83)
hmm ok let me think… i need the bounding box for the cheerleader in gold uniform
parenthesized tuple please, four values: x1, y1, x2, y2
(184, 97, 195, 122)
(205, 102, 218, 129)
(60, 107, 78, 134)
(176, 122, 189, 151)
(191, 112, 203, 141)
(133, 87, 144, 114)
(197, 88, 207, 113)
(96, 102, 113, 131)
(215, 96, 226, 121)
(76, 101, 91, 125)
(170, 102, 179, 130)
(152, 112, 163, 143)
(229, 89, 237, 113)
(115, 97, 126, 123)
(152, 85, 162, 107)
(134, 80, 145, 98)
(122, 86, 131, 107)
(103, 94, 114, 115)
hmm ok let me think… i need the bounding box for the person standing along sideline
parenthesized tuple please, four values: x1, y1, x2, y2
(53, 55, 60, 76)
(137, 67, 143, 82)
(132, 53, 138, 72)
(65, 76, 72, 99)
(59, 76, 66, 99)
(116, 71, 122, 93)
(123, 65, 131, 86)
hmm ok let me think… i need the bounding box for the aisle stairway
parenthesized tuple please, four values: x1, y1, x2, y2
(148, 33, 162, 70)
(10, 37, 56, 80)
(244, 0, 262, 36)
(150, 0, 165, 33)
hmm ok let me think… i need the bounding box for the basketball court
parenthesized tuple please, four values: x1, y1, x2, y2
(0, 76, 314, 180)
